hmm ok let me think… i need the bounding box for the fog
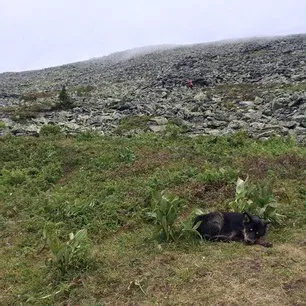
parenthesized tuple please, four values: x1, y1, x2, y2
(1, 0, 305, 72)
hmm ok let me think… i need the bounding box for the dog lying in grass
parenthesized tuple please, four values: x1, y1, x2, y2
(194, 212, 272, 247)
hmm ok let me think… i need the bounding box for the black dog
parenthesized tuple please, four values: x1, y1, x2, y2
(193, 212, 272, 247)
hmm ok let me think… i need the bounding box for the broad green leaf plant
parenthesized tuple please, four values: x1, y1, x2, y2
(149, 190, 182, 241)
(43, 224, 91, 276)
(229, 177, 284, 224)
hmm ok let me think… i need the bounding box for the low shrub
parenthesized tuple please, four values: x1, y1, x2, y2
(76, 85, 94, 97)
(55, 86, 74, 110)
(178, 209, 203, 241)
(114, 115, 151, 135)
(118, 147, 136, 164)
(43, 224, 92, 277)
(148, 190, 182, 241)
(229, 177, 284, 224)
(40, 124, 62, 136)
(1, 168, 27, 186)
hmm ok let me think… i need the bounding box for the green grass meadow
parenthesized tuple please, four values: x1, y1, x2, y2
(0, 130, 305, 305)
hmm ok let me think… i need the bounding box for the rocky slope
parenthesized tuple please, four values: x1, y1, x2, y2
(0, 34, 305, 142)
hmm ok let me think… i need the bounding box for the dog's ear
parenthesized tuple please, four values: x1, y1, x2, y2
(243, 212, 252, 224)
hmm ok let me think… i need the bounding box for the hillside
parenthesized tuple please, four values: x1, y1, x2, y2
(1, 132, 306, 305)
(0, 34, 306, 305)
(0, 34, 305, 143)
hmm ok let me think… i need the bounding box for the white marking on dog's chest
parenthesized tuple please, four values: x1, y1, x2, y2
(243, 228, 248, 240)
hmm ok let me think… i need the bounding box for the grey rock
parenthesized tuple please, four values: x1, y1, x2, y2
(257, 131, 278, 138)
(204, 128, 224, 136)
(262, 104, 273, 116)
(32, 117, 50, 124)
(148, 125, 167, 133)
(161, 91, 168, 98)
(228, 120, 247, 130)
(60, 122, 81, 130)
(293, 115, 306, 128)
(250, 122, 265, 130)
(282, 121, 297, 129)
(149, 117, 168, 125)
(238, 101, 254, 107)
(271, 98, 288, 111)
(213, 111, 230, 122)
(207, 120, 227, 128)
(204, 110, 213, 116)
(254, 96, 264, 104)
(243, 111, 262, 121)
(11, 123, 39, 136)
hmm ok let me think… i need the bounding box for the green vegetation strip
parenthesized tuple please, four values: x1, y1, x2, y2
(0, 132, 305, 305)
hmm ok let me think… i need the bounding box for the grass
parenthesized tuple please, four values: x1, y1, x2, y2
(114, 115, 151, 135)
(0, 131, 305, 305)
(0, 87, 77, 122)
(1, 102, 54, 123)
(20, 91, 56, 102)
(207, 81, 306, 106)
(75, 85, 94, 97)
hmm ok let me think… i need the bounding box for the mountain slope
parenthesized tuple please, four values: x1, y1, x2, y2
(0, 34, 305, 142)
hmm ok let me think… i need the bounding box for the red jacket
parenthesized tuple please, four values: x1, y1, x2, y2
(187, 79, 193, 88)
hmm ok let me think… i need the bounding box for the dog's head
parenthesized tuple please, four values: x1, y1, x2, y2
(243, 212, 270, 244)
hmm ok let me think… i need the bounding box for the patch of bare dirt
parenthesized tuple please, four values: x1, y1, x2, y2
(283, 278, 306, 295)
(110, 149, 174, 179)
(242, 155, 306, 180)
(230, 258, 262, 274)
(171, 181, 234, 207)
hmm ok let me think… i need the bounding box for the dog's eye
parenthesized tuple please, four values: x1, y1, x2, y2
(249, 228, 253, 232)
(256, 232, 259, 235)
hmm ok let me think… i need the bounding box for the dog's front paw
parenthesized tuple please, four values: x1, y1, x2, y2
(255, 239, 273, 247)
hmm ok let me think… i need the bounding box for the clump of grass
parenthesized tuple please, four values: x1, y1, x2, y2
(40, 124, 62, 136)
(43, 198, 100, 230)
(163, 124, 188, 139)
(0, 121, 6, 129)
(279, 81, 306, 92)
(193, 91, 206, 101)
(20, 91, 56, 101)
(118, 147, 136, 164)
(76, 131, 101, 141)
(114, 115, 151, 135)
(226, 130, 250, 147)
(196, 166, 238, 183)
(11, 108, 39, 122)
(1, 168, 27, 186)
(250, 49, 266, 57)
(10, 102, 53, 122)
(75, 85, 94, 97)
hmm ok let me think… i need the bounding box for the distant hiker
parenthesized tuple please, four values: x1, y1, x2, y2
(186, 79, 193, 89)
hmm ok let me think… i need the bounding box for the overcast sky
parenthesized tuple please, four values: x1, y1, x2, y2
(1, 0, 305, 72)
